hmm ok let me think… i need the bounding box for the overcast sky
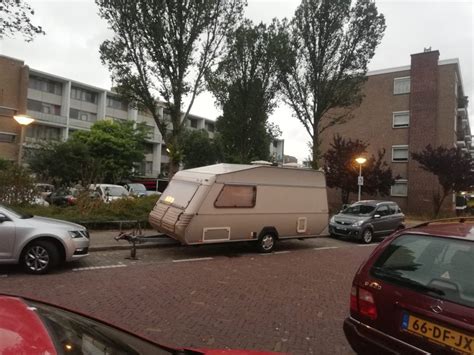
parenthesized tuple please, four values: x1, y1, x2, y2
(0, 0, 472, 162)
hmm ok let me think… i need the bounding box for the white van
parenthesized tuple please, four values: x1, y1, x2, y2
(149, 164, 328, 252)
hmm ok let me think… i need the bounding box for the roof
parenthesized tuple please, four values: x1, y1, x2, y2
(183, 164, 260, 175)
(406, 222, 474, 241)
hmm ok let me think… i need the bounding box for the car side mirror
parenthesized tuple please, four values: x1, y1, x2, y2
(0, 213, 10, 223)
(374, 214, 381, 219)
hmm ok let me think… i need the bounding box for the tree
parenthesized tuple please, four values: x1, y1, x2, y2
(278, 0, 385, 168)
(180, 129, 217, 169)
(207, 20, 284, 163)
(0, 0, 44, 41)
(323, 135, 394, 205)
(0, 162, 35, 205)
(412, 145, 474, 217)
(96, 0, 245, 177)
(29, 120, 148, 185)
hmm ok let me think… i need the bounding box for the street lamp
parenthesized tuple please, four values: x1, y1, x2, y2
(13, 114, 35, 165)
(355, 157, 367, 201)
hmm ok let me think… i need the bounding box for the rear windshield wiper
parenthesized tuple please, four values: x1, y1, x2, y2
(372, 266, 445, 296)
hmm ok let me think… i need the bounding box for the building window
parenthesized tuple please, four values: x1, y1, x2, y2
(69, 108, 97, 122)
(27, 99, 61, 115)
(206, 122, 215, 132)
(0, 132, 16, 143)
(392, 145, 409, 162)
(25, 125, 61, 141)
(393, 77, 411, 95)
(28, 75, 62, 95)
(393, 111, 410, 128)
(214, 185, 256, 208)
(189, 119, 198, 128)
(144, 144, 154, 155)
(391, 180, 408, 197)
(107, 96, 128, 111)
(71, 87, 98, 104)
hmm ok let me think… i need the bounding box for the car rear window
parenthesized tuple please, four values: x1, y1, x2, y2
(371, 234, 474, 308)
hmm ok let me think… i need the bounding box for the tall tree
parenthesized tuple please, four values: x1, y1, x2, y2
(278, 0, 385, 168)
(207, 20, 284, 163)
(97, 0, 245, 177)
(412, 145, 474, 217)
(0, 0, 44, 41)
(180, 129, 218, 169)
(323, 135, 394, 205)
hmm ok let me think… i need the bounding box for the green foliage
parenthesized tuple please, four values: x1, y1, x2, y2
(207, 20, 284, 163)
(0, 162, 36, 205)
(15, 195, 160, 227)
(278, 0, 386, 168)
(96, 0, 245, 177)
(28, 120, 148, 185)
(180, 130, 218, 169)
(0, 0, 44, 41)
(323, 134, 394, 205)
(412, 145, 474, 217)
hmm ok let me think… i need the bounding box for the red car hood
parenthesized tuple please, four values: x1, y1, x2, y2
(0, 295, 281, 355)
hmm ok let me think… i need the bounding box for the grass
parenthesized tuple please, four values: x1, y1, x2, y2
(14, 195, 160, 229)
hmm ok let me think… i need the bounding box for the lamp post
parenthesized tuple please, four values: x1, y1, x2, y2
(13, 114, 35, 165)
(355, 157, 367, 201)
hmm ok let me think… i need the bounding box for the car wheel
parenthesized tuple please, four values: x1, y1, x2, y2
(21, 241, 59, 275)
(257, 233, 276, 253)
(360, 229, 373, 244)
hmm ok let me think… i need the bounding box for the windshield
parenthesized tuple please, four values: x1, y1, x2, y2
(159, 180, 199, 209)
(0, 204, 33, 219)
(128, 184, 147, 192)
(29, 300, 174, 354)
(103, 186, 129, 197)
(372, 234, 474, 308)
(342, 204, 375, 216)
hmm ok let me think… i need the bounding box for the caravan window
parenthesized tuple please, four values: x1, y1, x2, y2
(214, 185, 256, 208)
(159, 180, 199, 208)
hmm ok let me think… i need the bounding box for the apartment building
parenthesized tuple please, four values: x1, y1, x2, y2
(0, 54, 216, 177)
(320, 50, 472, 214)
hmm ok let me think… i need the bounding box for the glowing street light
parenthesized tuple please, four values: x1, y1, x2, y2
(13, 114, 35, 165)
(355, 157, 367, 201)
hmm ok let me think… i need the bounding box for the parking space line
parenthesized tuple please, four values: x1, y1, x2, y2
(274, 251, 291, 254)
(357, 244, 378, 247)
(172, 257, 214, 263)
(73, 264, 127, 272)
(313, 246, 339, 251)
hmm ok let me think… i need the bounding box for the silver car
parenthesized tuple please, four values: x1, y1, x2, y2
(328, 200, 405, 244)
(0, 204, 90, 274)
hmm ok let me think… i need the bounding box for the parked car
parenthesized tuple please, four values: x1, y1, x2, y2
(34, 183, 55, 200)
(124, 182, 160, 197)
(46, 187, 78, 206)
(0, 204, 89, 274)
(90, 184, 129, 203)
(328, 200, 405, 244)
(344, 218, 474, 355)
(0, 294, 280, 354)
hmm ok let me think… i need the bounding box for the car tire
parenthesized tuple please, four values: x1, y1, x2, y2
(257, 233, 276, 253)
(21, 241, 59, 275)
(360, 228, 373, 244)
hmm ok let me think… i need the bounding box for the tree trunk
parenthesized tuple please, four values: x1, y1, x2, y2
(341, 189, 350, 206)
(311, 139, 320, 169)
(433, 189, 450, 218)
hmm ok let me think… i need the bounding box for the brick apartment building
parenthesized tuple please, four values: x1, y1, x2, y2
(320, 50, 473, 215)
(0, 54, 220, 177)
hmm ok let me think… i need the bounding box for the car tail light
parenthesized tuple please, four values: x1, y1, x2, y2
(350, 286, 377, 320)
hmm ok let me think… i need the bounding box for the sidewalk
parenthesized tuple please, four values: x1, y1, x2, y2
(88, 229, 179, 252)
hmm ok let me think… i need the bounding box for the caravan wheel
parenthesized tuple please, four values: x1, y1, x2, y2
(257, 233, 276, 253)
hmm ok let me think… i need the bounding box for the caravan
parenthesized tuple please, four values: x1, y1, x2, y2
(149, 164, 328, 252)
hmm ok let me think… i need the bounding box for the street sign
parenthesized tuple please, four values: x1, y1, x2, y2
(358, 176, 364, 186)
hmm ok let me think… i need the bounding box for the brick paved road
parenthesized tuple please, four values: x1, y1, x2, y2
(0, 238, 377, 354)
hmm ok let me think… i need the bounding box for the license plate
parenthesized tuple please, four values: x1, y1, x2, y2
(402, 313, 474, 354)
(336, 227, 347, 231)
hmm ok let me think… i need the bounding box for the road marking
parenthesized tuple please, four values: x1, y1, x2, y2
(274, 251, 291, 254)
(357, 244, 378, 247)
(172, 257, 214, 263)
(313, 246, 339, 251)
(72, 264, 127, 272)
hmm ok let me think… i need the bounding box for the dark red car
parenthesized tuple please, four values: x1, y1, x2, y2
(344, 218, 474, 354)
(0, 294, 282, 355)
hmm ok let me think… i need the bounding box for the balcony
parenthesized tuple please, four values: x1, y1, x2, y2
(69, 118, 93, 130)
(457, 140, 466, 148)
(27, 110, 67, 126)
(458, 95, 469, 109)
